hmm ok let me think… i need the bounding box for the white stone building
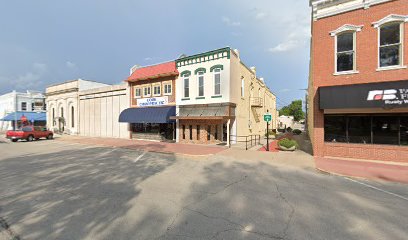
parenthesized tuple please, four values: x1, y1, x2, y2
(0, 90, 45, 131)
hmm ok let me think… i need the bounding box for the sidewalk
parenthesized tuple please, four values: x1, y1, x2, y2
(315, 157, 408, 183)
(56, 135, 226, 156)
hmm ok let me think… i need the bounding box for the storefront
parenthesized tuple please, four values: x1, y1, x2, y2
(120, 61, 178, 141)
(319, 80, 408, 161)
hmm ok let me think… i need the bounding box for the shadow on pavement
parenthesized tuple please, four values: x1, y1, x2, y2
(0, 145, 176, 239)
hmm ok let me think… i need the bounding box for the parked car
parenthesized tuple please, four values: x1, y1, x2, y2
(6, 126, 54, 142)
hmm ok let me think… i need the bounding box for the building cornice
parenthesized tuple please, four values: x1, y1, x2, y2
(312, 0, 394, 21)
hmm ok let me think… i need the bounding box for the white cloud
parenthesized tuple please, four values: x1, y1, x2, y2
(66, 61, 77, 69)
(222, 16, 241, 27)
(268, 40, 299, 53)
(255, 12, 267, 20)
(13, 62, 48, 90)
(144, 57, 153, 61)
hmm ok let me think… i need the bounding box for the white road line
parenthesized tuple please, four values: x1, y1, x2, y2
(133, 151, 147, 163)
(345, 177, 408, 202)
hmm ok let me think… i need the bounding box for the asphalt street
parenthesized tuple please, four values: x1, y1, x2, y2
(0, 138, 407, 240)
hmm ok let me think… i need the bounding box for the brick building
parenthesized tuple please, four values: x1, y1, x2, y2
(308, 0, 408, 162)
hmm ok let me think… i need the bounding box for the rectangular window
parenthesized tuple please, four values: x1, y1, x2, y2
(336, 32, 355, 72)
(197, 125, 200, 140)
(215, 125, 218, 140)
(207, 125, 211, 141)
(324, 115, 347, 142)
(135, 87, 141, 98)
(189, 125, 193, 140)
(164, 83, 172, 95)
(348, 116, 371, 144)
(153, 85, 161, 96)
(184, 78, 189, 98)
(182, 125, 186, 139)
(198, 72, 204, 97)
(379, 23, 402, 67)
(143, 86, 151, 97)
(372, 116, 399, 145)
(214, 69, 221, 95)
(31, 103, 34, 111)
(21, 102, 27, 111)
(241, 79, 245, 97)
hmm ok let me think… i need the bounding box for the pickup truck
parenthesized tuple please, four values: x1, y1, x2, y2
(6, 126, 54, 142)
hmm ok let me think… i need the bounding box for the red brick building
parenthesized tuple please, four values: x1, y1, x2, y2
(309, 0, 408, 162)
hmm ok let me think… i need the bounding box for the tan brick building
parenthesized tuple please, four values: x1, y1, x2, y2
(309, 0, 408, 162)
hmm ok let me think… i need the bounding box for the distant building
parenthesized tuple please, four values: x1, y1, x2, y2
(278, 115, 294, 130)
(0, 90, 45, 131)
(308, 0, 408, 162)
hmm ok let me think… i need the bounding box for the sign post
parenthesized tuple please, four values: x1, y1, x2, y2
(263, 111, 272, 152)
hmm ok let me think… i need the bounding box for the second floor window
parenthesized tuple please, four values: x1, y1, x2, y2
(336, 32, 355, 72)
(143, 86, 151, 97)
(184, 77, 189, 98)
(379, 23, 402, 68)
(164, 83, 172, 95)
(214, 68, 221, 95)
(21, 102, 27, 111)
(153, 85, 161, 96)
(135, 88, 141, 98)
(197, 72, 204, 97)
(241, 78, 245, 97)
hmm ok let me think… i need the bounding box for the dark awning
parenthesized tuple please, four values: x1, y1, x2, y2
(119, 106, 175, 123)
(320, 80, 408, 109)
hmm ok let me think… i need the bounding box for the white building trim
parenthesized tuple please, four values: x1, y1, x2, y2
(330, 24, 363, 36)
(372, 14, 408, 28)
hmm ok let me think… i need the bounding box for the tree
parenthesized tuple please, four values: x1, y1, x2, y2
(279, 100, 304, 121)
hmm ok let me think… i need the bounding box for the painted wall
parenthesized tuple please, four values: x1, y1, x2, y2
(78, 84, 129, 139)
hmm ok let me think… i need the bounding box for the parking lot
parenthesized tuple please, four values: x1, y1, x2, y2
(1, 138, 408, 240)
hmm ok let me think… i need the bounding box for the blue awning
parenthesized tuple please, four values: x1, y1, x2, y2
(119, 106, 176, 124)
(1, 111, 46, 122)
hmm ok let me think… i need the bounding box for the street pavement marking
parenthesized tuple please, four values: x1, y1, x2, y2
(134, 151, 147, 163)
(345, 177, 408, 202)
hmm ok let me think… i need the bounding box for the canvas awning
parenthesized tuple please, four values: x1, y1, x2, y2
(1, 111, 46, 121)
(119, 106, 176, 123)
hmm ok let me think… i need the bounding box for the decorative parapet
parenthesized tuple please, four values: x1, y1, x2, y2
(176, 47, 230, 68)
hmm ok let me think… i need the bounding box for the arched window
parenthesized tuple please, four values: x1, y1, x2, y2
(52, 108, 55, 126)
(71, 106, 74, 128)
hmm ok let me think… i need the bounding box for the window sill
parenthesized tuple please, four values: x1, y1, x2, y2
(211, 95, 222, 98)
(333, 70, 359, 76)
(135, 96, 141, 99)
(163, 93, 172, 96)
(181, 98, 190, 101)
(376, 65, 407, 72)
(152, 94, 161, 97)
(196, 96, 205, 100)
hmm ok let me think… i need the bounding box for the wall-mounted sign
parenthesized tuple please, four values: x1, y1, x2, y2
(137, 96, 168, 107)
(320, 80, 408, 109)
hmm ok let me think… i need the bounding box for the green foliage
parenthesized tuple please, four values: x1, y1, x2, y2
(278, 138, 298, 149)
(279, 100, 305, 121)
(292, 129, 302, 135)
(264, 130, 276, 137)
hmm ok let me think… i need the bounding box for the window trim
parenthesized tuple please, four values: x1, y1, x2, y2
(143, 85, 151, 97)
(333, 31, 358, 74)
(134, 86, 142, 98)
(213, 68, 221, 96)
(183, 76, 190, 98)
(162, 81, 172, 96)
(197, 71, 205, 97)
(376, 21, 406, 70)
(152, 83, 161, 97)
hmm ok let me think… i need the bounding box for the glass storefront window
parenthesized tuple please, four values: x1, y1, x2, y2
(348, 116, 371, 144)
(401, 118, 408, 146)
(372, 116, 399, 145)
(324, 116, 347, 142)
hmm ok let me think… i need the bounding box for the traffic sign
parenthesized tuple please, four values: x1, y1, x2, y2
(264, 114, 272, 122)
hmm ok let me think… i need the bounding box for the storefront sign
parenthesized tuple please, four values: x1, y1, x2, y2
(137, 96, 168, 107)
(320, 80, 408, 109)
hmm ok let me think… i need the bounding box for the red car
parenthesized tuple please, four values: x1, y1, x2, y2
(6, 126, 54, 142)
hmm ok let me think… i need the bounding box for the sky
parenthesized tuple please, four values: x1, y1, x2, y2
(0, 0, 311, 108)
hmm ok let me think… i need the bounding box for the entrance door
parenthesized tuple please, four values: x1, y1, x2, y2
(223, 123, 227, 142)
